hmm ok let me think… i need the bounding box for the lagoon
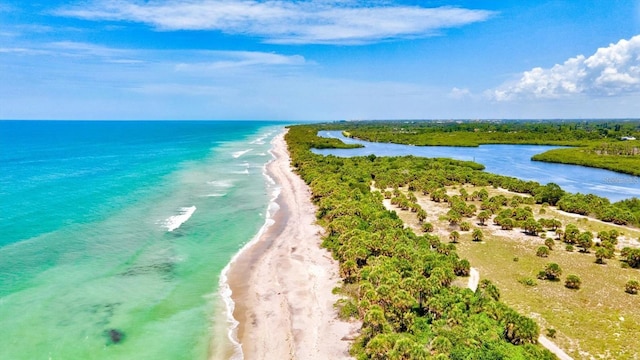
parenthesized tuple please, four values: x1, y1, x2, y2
(313, 130, 640, 202)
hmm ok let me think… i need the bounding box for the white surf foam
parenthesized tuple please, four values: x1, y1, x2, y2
(232, 149, 252, 159)
(162, 206, 197, 232)
(204, 193, 227, 197)
(249, 137, 265, 145)
(208, 180, 234, 188)
(218, 134, 280, 360)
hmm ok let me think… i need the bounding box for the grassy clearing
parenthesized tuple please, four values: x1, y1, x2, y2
(383, 185, 640, 359)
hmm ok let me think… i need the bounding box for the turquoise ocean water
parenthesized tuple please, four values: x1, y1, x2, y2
(0, 121, 286, 359)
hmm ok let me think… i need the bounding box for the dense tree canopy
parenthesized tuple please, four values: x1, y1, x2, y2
(285, 125, 558, 359)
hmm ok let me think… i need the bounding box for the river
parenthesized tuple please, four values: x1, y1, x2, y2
(313, 131, 640, 202)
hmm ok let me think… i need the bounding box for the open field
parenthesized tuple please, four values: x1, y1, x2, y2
(381, 184, 640, 359)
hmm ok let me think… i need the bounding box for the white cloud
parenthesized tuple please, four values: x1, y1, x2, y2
(448, 87, 472, 99)
(175, 51, 306, 71)
(492, 35, 640, 100)
(55, 0, 494, 44)
(1, 41, 305, 70)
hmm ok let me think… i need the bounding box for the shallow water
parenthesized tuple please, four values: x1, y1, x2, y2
(0, 121, 286, 359)
(314, 130, 640, 202)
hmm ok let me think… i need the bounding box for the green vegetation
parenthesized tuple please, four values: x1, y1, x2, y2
(531, 144, 640, 176)
(626, 280, 639, 295)
(286, 124, 556, 359)
(339, 120, 640, 147)
(334, 119, 640, 180)
(390, 183, 640, 358)
(564, 275, 582, 290)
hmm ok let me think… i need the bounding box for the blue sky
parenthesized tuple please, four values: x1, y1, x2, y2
(1, 0, 640, 120)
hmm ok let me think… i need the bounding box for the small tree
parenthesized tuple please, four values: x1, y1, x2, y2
(459, 221, 471, 231)
(536, 246, 550, 258)
(417, 209, 427, 223)
(595, 247, 614, 264)
(577, 231, 594, 253)
(472, 228, 484, 242)
(625, 280, 639, 295)
(477, 211, 490, 225)
(449, 231, 460, 244)
(621, 247, 640, 268)
(541, 263, 562, 281)
(421, 222, 434, 233)
(565, 274, 581, 289)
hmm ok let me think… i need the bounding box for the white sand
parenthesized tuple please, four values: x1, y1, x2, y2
(226, 130, 359, 359)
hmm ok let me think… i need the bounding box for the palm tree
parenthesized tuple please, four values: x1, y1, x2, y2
(472, 228, 484, 242)
(449, 231, 460, 244)
(477, 210, 490, 225)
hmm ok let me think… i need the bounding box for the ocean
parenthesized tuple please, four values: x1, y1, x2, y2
(0, 121, 287, 359)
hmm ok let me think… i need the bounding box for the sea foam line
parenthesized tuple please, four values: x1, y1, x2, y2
(218, 134, 281, 360)
(232, 149, 252, 159)
(163, 206, 197, 232)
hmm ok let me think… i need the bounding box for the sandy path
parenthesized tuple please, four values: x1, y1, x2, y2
(467, 267, 479, 291)
(226, 130, 359, 359)
(538, 335, 574, 360)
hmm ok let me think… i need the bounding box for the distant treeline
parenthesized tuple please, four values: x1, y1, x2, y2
(328, 120, 640, 175)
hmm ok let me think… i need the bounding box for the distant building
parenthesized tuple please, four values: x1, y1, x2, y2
(621, 136, 637, 141)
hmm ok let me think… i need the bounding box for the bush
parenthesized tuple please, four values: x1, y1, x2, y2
(540, 263, 562, 281)
(472, 228, 484, 242)
(565, 244, 574, 252)
(518, 277, 537, 286)
(565, 274, 581, 289)
(544, 238, 555, 250)
(625, 280, 640, 295)
(421, 222, 434, 233)
(459, 221, 471, 231)
(536, 246, 550, 258)
(546, 328, 557, 338)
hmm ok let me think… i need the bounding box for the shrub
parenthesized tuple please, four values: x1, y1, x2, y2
(536, 246, 550, 258)
(625, 280, 640, 295)
(518, 277, 537, 286)
(565, 274, 581, 289)
(541, 263, 562, 281)
(459, 221, 471, 231)
(595, 246, 614, 264)
(454, 259, 471, 276)
(546, 328, 557, 339)
(565, 244, 574, 252)
(421, 222, 434, 233)
(544, 238, 555, 250)
(472, 228, 484, 242)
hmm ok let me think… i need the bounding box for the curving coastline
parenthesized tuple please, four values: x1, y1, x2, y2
(219, 129, 359, 359)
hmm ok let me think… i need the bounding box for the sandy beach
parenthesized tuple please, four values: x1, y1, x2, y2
(224, 129, 359, 359)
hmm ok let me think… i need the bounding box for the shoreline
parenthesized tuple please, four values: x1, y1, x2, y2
(218, 129, 359, 359)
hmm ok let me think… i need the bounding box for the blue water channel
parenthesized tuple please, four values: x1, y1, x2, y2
(313, 131, 640, 202)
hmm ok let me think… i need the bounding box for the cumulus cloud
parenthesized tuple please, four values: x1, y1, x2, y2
(55, 0, 494, 44)
(492, 35, 640, 100)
